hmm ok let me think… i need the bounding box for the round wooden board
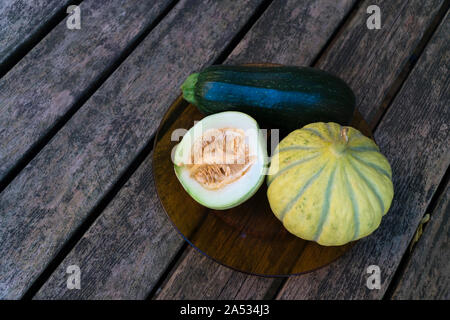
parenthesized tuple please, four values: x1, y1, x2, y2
(152, 64, 373, 276)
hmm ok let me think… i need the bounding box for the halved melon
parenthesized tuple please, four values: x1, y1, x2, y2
(173, 111, 267, 209)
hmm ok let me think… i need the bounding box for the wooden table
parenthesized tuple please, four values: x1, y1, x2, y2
(0, 0, 448, 300)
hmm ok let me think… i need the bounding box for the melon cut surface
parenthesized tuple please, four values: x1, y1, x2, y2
(174, 111, 267, 210)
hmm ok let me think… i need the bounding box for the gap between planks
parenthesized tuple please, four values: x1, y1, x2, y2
(23, 0, 275, 299)
(310, 0, 364, 67)
(0, 0, 180, 194)
(22, 135, 155, 299)
(18, 0, 183, 299)
(147, 0, 364, 300)
(152, 0, 448, 300)
(0, 0, 83, 79)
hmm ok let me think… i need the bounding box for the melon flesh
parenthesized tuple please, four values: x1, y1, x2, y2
(174, 111, 267, 210)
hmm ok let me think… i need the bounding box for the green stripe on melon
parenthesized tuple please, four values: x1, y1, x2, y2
(267, 122, 394, 246)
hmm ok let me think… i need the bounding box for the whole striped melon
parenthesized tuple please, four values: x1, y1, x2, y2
(267, 122, 394, 246)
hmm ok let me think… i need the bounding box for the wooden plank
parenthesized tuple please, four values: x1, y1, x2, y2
(0, 0, 175, 183)
(0, 0, 72, 71)
(155, 0, 446, 299)
(391, 182, 449, 300)
(0, 0, 267, 299)
(277, 11, 449, 300)
(35, 0, 357, 300)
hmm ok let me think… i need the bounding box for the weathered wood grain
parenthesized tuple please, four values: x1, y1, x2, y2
(155, 0, 446, 300)
(315, 0, 445, 126)
(0, 0, 175, 183)
(0, 0, 266, 299)
(0, 0, 72, 71)
(34, 152, 186, 300)
(391, 182, 449, 300)
(155, 0, 359, 300)
(277, 11, 449, 300)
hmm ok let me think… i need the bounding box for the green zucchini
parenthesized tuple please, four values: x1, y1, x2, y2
(181, 65, 356, 130)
